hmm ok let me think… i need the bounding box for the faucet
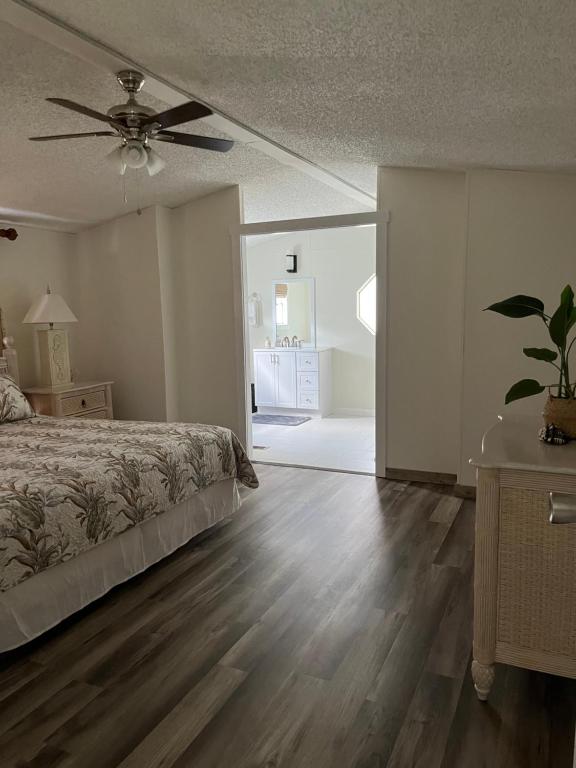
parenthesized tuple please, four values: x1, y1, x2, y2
(291, 336, 298, 347)
(283, 336, 290, 347)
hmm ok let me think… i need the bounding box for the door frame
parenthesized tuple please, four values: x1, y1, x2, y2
(231, 209, 389, 477)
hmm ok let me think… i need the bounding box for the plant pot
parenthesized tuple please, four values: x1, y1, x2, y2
(543, 396, 576, 438)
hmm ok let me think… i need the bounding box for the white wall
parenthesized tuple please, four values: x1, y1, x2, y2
(156, 205, 179, 422)
(73, 207, 168, 421)
(71, 188, 244, 436)
(379, 167, 576, 486)
(378, 169, 467, 475)
(246, 226, 376, 414)
(0, 226, 76, 387)
(459, 170, 576, 484)
(166, 187, 245, 438)
(1, 188, 245, 442)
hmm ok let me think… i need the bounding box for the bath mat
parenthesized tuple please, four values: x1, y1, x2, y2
(253, 415, 312, 427)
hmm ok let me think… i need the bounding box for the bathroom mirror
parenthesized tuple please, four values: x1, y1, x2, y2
(272, 278, 316, 348)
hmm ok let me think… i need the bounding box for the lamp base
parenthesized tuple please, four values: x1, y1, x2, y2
(37, 329, 72, 387)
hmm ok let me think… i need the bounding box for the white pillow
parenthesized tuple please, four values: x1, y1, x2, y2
(0, 375, 35, 423)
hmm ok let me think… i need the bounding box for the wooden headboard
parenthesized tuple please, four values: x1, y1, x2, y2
(0, 349, 19, 384)
(0, 307, 19, 384)
(0, 307, 20, 384)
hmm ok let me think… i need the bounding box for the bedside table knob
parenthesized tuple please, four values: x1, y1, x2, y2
(81, 399, 87, 408)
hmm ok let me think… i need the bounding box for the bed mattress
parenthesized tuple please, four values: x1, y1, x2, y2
(0, 478, 239, 652)
(0, 416, 257, 593)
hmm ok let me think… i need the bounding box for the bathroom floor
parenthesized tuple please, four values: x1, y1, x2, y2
(252, 415, 375, 473)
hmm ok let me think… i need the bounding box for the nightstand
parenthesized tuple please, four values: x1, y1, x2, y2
(23, 381, 114, 419)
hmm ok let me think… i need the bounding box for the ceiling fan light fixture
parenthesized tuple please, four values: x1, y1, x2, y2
(30, 73, 233, 178)
(105, 145, 127, 175)
(121, 140, 148, 169)
(145, 147, 166, 176)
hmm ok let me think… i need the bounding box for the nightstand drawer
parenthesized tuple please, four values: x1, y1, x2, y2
(75, 409, 110, 420)
(61, 389, 106, 416)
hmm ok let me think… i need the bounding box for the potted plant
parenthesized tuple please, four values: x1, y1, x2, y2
(486, 285, 576, 437)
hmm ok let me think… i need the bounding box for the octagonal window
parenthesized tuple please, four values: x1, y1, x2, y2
(356, 274, 376, 335)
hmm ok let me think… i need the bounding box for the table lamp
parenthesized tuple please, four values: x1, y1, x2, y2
(23, 286, 77, 387)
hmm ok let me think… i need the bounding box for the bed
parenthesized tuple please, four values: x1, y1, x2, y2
(0, 350, 258, 652)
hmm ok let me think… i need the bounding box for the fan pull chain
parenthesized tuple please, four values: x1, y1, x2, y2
(136, 171, 142, 216)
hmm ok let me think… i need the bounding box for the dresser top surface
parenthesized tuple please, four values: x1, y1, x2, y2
(471, 415, 576, 475)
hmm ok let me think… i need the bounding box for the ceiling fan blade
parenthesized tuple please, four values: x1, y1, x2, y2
(154, 130, 233, 153)
(46, 98, 122, 128)
(29, 131, 117, 141)
(142, 101, 212, 130)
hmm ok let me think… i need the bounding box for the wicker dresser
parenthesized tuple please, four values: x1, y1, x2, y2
(471, 415, 576, 701)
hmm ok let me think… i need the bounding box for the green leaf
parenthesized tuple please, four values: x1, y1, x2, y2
(561, 284, 575, 309)
(505, 379, 546, 404)
(550, 285, 576, 347)
(567, 307, 576, 333)
(484, 295, 544, 318)
(523, 347, 558, 362)
(549, 302, 571, 347)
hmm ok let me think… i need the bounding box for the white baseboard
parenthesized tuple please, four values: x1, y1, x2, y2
(255, 406, 375, 419)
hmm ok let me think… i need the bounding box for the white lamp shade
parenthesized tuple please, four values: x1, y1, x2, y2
(23, 291, 77, 325)
(146, 147, 166, 176)
(106, 145, 127, 176)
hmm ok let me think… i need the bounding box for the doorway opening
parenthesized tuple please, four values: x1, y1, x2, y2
(241, 218, 379, 474)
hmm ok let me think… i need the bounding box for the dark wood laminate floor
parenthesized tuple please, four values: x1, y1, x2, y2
(1, 465, 575, 768)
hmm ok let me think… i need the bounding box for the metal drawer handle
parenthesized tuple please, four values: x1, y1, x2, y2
(81, 399, 87, 408)
(549, 492, 576, 524)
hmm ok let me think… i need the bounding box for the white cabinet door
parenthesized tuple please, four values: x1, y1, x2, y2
(254, 352, 276, 407)
(276, 353, 297, 408)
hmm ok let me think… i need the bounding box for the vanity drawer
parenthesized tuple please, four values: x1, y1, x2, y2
(61, 389, 106, 416)
(298, 372, 318, 390)
(298, 391, 319, 409)
(296, 352, 318, 372)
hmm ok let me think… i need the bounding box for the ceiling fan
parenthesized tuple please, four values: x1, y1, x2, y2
(29, 70, 234, 176)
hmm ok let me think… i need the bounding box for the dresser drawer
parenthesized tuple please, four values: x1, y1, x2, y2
(75, 409, 110, 420)
(298, 391, 318, 409)
(61, 389, 106, 416)
(298, 372, 318, 390)
(296, 352, 318, 372)
(497, 486, 576, 657)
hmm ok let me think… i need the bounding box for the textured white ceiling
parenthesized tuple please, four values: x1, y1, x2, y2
(0, 22, 365, 229)
(29, 0, 576, 190)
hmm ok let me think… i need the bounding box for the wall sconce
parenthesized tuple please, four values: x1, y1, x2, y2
(285, 254, 297, 273)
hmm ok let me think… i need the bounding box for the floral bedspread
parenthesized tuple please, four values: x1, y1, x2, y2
(0, 417, 258, 592)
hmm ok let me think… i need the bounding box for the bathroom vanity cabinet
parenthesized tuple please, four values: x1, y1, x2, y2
(253, 348, 332, 415)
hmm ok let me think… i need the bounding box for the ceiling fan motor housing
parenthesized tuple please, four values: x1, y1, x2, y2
(116, 70, 145, 95)
(108, 71, 156, 131)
